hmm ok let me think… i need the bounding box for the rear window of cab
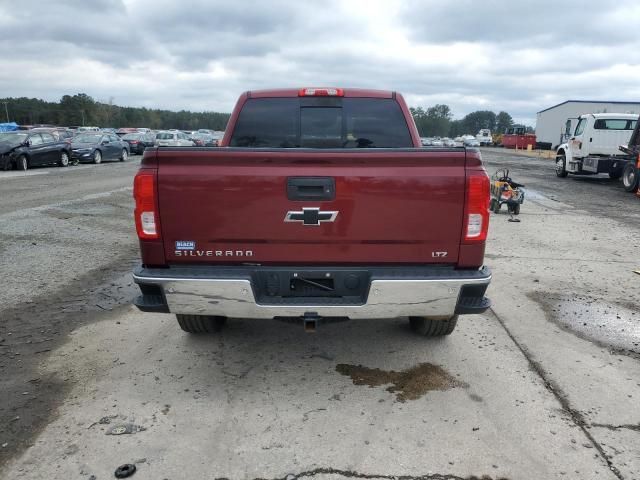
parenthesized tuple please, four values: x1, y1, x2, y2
(230, 97, 413, 148)
(593, 119, 637, 130)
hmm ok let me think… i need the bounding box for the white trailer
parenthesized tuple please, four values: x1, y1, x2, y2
(555, 113, 638, 178)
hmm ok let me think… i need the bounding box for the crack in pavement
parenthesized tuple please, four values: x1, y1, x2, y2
(488, 307, 625, 480)
(484, 253, 636, 265)
(591, 423, 640, 433)
(228, 468, 510, 480)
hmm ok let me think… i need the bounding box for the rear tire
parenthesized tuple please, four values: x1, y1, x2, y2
(176, 314, 227, 333)
(622, 163, 639, 192)
(556, 155, 568, 177)
(17, 155, 28, 171)
(492, 201, 501, 214)
(409, 315, 458, 336)
(2, 156, 12, 170)
(59, 151, 70, 167)
(120, 149, 128, 162)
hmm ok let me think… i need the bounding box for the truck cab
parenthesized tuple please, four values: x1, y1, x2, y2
(556, 113, 638, 178)
(476, 129, 492, 146)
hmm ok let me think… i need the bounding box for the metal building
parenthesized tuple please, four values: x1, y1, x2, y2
(536, 100, 640, 149)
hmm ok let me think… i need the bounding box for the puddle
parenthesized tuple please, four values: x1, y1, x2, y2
(523, 189, 550, 201)
(336, 363, 464, 402)
(530, 293, 640, 357)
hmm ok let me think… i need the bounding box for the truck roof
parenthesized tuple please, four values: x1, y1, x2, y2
(580, 113, 639, 119)
(247, 88, 394, 99)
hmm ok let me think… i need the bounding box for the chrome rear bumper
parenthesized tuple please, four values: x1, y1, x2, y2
(133, 265, 491, 319)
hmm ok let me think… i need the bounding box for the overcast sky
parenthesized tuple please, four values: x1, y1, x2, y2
(1, 0, 639, 125)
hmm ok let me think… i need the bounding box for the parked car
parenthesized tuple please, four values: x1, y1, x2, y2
(0, 131, 72, 170)
(211, 131, 224, 145)
(76, 126, 100, 133)
(70, 133, 130, 164)
(190, 133, 218, 147)
(29, 127, 75, 142)
(155, 131, 194, 147)
(202, 133, 219, 146)
(188, 133, 205, 147)
(116, 127, 139, 137)
(122, 132, 155, 154)
(464, 138, 481, 147)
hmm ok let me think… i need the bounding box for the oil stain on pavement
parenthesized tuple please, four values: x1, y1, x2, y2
(336, 363, 464, 402)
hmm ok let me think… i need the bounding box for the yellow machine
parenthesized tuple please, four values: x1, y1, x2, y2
(489, 169, 525, 215)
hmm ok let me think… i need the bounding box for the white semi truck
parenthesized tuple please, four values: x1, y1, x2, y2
(476, 129, 492, 146)
(555, 113, 638, 179)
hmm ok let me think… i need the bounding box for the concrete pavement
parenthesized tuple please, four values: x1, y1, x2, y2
(1, 150, 638, 479)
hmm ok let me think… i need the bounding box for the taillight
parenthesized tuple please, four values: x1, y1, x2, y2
(463, 170, 490, 243)
(133, 171, 160, 240)
(298, 87, 344, 97)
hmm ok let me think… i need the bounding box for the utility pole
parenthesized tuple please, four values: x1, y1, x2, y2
(2, 102, 8, 123)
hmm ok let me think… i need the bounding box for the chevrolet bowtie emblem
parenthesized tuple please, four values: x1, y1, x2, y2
(284, 208, 338, 226)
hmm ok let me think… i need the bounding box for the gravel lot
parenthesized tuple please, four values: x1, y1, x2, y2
(0, 150, 638, 480)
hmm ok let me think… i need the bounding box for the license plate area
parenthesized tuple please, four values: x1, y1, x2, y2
(289, 276, 334, 295)
(253, 269, 370, 305)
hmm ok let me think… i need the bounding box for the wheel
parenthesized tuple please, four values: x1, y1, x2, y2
(409, 315, 458, 336)
(608, 170, 622, 180)
(93, 150, 102, 164)
(489, 198, 497, 212)
(555, 155, 568, 178)
(59, 151, 70, 167)
(492, 200, 501, 214)
(622, 163, 639, 192)
(120, 149, 128, 162)
(17, 155, 28, 171)
(2, 156, 12, 170)
(176, 314, 227, 333)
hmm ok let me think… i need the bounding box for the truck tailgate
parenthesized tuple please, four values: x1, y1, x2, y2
(157, 148, 466, 265)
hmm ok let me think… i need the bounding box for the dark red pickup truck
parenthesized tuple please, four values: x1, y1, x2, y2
(132, 87, 491, 336)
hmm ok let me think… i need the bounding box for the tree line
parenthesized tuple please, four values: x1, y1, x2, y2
(0, 93, 230, 131)
(1, 93, 527, 137)
(410, 104, 529, 138)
